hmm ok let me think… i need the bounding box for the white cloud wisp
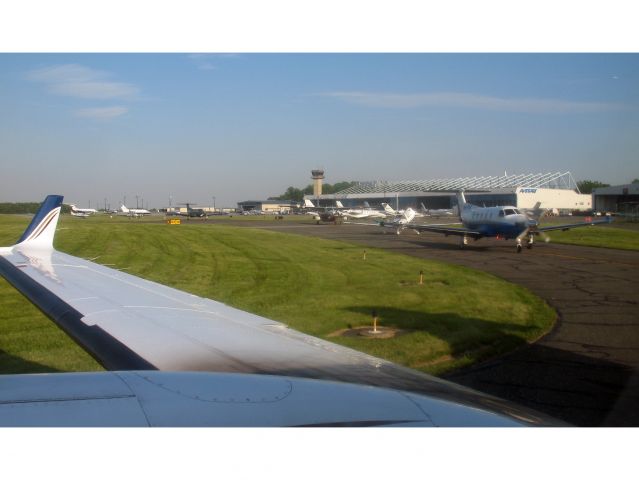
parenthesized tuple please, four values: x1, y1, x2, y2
(321, 91, 627, 114)
(27, 64, 139, 120)
(74, 106, 129, 119)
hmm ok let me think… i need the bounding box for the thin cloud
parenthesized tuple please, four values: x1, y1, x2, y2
(27, 64, 139, 100)
(321, 91, 627, 114)
(74, 106, 128, 119)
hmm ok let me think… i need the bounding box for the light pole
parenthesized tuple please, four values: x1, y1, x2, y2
(212, 196, 216, 213)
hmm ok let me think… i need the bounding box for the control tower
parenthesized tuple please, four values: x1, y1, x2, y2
(311, 169, 325, 197)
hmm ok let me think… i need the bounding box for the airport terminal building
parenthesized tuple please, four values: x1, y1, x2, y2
(306, 171, 592, 212)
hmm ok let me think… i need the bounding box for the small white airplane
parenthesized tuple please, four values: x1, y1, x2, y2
(381, 202, 430, 219)
(0, 195, 563, 426)
(420, 202, 456, 217)
(120, 204, 151, 217)
(340, 205, 388, 220)
(68, 204, 98, 217)
(353, 208, 457, 235)
(396, 192, 612, 252)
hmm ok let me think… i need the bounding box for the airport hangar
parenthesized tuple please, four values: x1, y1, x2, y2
(592, 183, 639, 217)
(306, 171, 592, 213)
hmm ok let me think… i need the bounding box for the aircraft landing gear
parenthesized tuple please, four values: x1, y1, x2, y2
(459, 235, 468, 249)
(516, 237, 522, 253)
(527, 233, 534, 249)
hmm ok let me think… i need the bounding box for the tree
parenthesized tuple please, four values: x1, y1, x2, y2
(576, 180, 610, 194)
(271, 186, 305, 202)
(632, 179, 639, 184)
(271, 181, 357, 201)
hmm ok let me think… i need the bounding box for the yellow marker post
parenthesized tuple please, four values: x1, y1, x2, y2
(167, 218, 181, 225)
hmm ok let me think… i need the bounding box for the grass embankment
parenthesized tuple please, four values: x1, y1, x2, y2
(0, 214, 555, 376)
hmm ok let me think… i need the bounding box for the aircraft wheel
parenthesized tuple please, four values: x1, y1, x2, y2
(517, 244, 522, 253)
(527, 243, 533, 249)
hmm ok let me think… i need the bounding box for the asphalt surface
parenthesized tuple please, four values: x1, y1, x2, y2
(234, 219, 639, 427)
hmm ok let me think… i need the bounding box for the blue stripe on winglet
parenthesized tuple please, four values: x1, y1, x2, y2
(17, 195, 64, 244)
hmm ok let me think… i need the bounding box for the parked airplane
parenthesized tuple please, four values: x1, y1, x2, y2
(420, 202, 456, 217)
(0, 195, 562, 426)
(120, 204, 151, 216)
(340, 206, 387, 220)
(352, 208, 456, 235)
(400, 192, 612, 252)
(177, 203, 207, 218)
(381, 203, 429, 219)
(68, 204, 98, 217)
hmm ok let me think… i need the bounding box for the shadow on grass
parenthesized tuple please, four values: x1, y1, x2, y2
(0, 349, 62, 374)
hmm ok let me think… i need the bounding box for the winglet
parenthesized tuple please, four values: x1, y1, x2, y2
(16, 195, 64, 248)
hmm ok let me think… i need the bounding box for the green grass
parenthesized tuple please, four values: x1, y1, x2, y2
(0, 213, 556, 376)
(543, 225, 639, 251)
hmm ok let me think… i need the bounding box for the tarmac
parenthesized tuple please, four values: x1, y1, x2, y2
(240, 219, 639, 426)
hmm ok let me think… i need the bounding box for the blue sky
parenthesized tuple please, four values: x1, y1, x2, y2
(1, 53, 638, 208)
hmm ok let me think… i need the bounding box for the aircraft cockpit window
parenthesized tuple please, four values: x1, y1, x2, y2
(504, 208, 516, 216)
(513, 209, 521, 214)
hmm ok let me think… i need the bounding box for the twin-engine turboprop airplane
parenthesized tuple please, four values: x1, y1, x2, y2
(120, 204, 151, 216)
(0, 195, 565, 426)
(405, 192, 612, 252)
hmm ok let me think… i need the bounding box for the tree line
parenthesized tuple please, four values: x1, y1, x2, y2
(0, 202, 71, 214)
(576, 178, 639, 194)
(270, 181, 357, 202)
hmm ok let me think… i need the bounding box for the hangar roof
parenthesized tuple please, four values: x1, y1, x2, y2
(336, 171, 579, 194)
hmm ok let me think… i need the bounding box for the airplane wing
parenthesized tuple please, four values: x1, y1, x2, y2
(535, 216, 612, 233)
(411, 224, 484, 239)
(0, 195, 560, 426)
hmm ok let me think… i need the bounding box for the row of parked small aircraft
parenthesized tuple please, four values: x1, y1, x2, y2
(69, 203, 151, 217)
(305, 192, 612, 253)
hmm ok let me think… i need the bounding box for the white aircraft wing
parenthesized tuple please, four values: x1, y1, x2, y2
(0, 195, 563, 426)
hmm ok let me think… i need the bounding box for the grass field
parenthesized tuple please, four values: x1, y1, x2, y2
(542, 224, 639, 250)
(1, 213, 556, 376)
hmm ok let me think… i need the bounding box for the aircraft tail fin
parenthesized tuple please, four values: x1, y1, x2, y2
(364, 201, 371, 208)
(335, 200, 344, 209)
(455, 191, 470, 220)
(15, 195, 64, 248)
(382, 203, 395, 215)
(303, 198, 315, 208)
(120, 205, 130, 213)
(420, 202, 428, 213)
(403, 208, 416, 223)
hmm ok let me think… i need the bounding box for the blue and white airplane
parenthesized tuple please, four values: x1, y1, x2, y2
(0, 195, 564, 426)
(401, 192, 612, 252)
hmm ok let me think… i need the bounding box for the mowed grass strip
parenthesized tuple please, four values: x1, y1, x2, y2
(543, 225, 639, 251)
(0, 214, 555, 376)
